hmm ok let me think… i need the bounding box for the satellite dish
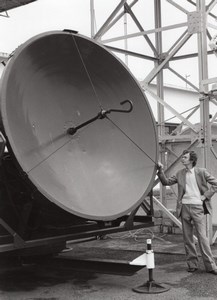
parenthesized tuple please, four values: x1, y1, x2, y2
(0, 30, 158, 221)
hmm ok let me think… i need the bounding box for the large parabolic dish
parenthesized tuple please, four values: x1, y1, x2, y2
(0, 31, 158, 221)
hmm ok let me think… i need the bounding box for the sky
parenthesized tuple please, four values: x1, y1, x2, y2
(0, 0, 217, 123)
(1, 0, 216, 83)
(0, 0, 91, 52)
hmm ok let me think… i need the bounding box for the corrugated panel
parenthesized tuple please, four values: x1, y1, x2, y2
(0, 0, 37, 13)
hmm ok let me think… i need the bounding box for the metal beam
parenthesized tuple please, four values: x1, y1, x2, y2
(102, 22, 188, 44)
(143, 84, 198, 132)
(144, 32, 192, 84)
(106, 45, 157, 61)
(124, 2, 158, 56)
(93, 0, 127, 40)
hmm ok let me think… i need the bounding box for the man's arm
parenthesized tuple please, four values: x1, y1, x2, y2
(203, 169, 217, 199)
(157, 162, 177, 186)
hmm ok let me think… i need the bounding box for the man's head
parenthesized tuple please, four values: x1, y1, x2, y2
(181, 150, 198, 168)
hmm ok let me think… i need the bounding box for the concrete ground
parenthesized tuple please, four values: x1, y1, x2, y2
(0, 229, 217, 300)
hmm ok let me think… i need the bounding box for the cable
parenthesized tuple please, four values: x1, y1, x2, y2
(27, 135, 74, 174)
(106, 115, 157, 166)
(72, 35, 103, 109)
(107, 228, 169, 243)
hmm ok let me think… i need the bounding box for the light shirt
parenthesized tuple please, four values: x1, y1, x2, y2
(182, 167, 202, 205)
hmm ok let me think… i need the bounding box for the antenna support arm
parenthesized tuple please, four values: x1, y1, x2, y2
(67, 100, 133, 135)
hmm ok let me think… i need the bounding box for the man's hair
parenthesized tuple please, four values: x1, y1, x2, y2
(182, 150, 198, 167)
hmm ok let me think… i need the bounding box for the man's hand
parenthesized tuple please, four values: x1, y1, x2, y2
(157, 162, 164, 170)
(201, 195, 206, 201)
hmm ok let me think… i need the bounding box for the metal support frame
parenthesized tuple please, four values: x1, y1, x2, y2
(90, 0, 217, 243)
(0, 215, 154, 254)
(0, 139, 154, 254)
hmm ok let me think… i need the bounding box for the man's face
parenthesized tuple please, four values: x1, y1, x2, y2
(181, 153, 192, 167)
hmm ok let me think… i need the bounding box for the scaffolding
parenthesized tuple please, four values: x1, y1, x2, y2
(90, 0, 217, 242)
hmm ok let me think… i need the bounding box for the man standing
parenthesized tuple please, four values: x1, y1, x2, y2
(157, 149, 217, 274)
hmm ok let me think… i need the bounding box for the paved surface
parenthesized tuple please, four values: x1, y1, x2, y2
(0, 229, 217, 300)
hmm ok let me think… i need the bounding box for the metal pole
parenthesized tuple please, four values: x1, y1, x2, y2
(132, 239, 170, 293)
(197, 0, 212, 241)
(154, 0, 166, 207)
(124, 10, 128, 66)
(90, 0, 95, 38)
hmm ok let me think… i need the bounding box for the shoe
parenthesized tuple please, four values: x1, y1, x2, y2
(208, 270, 217, 275)
(188, 268, 198, 273)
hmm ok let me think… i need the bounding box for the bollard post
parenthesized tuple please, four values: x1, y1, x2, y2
(132, 239, 170, 294)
